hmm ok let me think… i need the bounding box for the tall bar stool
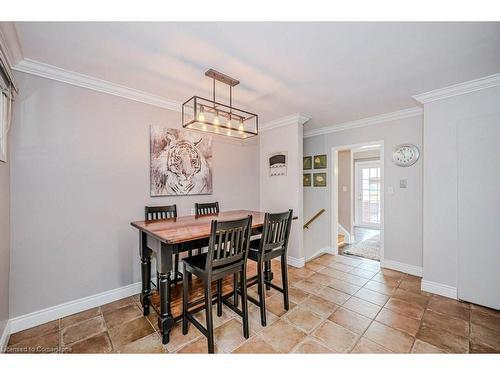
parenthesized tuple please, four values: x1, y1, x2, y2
(145, 205, 191, 285)
(195, 202, 220, 216)
(246, 209, 293, 326)
(182, 216, 252, 353)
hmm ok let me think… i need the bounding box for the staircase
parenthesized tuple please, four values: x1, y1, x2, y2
(338, 233, 345, 248)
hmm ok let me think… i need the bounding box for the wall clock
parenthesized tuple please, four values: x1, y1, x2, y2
(392, 144, 420, 167)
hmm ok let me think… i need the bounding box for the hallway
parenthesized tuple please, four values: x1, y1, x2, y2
(342, 227, 380, 261)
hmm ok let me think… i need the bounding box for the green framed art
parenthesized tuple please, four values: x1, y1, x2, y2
(303, 173, 312, 187)
(313, 154, 327, 169)
(303, 156, 312, 170)
(313, 173, 327, 187)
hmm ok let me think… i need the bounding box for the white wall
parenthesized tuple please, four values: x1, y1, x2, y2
(0, 129, 10, 343)
(304, 115, 423, 271)
(9, 72, 260, 317)
(337, 150, 351, 234)
(422, 85, 500, 302)
(259, 121, 304, 265)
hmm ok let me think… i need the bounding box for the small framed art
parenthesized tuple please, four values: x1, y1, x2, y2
(303, 173, 311, 187)
(313, 154, 327, 169)
(303, 156, 312, 170)
(313, 173, 327, 187)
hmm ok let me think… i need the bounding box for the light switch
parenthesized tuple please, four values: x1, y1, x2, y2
(342, 185, 347, 192)
(387, 186, 394, 194)
(400, 179, 407, 188)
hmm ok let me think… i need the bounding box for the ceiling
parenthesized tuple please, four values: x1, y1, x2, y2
(11, 22, 500, 129)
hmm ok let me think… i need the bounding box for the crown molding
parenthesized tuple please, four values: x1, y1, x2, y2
(413, 73, 500, 104)
(304, 107, 422, 138)
(260, 112, 311, 132)
(13, 58, 182, 112)
(0, 22, 22, 91)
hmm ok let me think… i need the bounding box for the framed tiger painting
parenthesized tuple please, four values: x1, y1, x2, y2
(150, 126, 213, 196)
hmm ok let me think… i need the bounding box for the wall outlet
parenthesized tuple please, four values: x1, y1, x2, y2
(400, 179, 408, 188)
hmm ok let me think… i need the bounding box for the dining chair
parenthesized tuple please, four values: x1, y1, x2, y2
(195, 202, 220, 216)
(182, 216, 252, 353)
(245, 209, 293, 326)
(144, 205, 190, 285)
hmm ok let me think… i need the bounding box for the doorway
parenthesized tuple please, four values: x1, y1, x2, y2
(331, 142, 384, 262)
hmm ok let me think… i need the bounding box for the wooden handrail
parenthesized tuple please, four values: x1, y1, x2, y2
(303, 209, 325, 229)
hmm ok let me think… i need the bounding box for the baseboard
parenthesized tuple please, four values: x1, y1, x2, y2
(9, 279, 151, 334)
(421, 279, 458, 300)
(338, 225, 352, 244)
(305, 247, 335, 263)
(0, 321, 11, 353)
(287, 256, 305, 268)
(380, 259, 422, 277)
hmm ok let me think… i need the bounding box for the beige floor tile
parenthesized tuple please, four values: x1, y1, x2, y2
(416, 323, 469, 353)
(371, 273, 402, 285)
(103, 303, 143, 329)
(385, 298, 425, 320)
(232, 336, 278, 353)
(470, 304, 500, 318)
(427, 295, 470, 321)
(213, 318, 248, 353)
(118, 332, 166, 353)
(329, 307, 372, 334)
(470, 323, 500, 351)
(363, 280, 397, 295)
(60, 307, 101, 329)
(363, 321, 414, 353)
(422, 309, 469, 338)
(317, 267, 346, 280)
(398, 279, 422, 293)
(302, 295, 339, 318)
(379, 268, 406, 278)
(341, 273, 370, 287)
(351, 337, 392, 353)
(343, 296, 381, 319)
(8, 320, 59, 346)
(101, 297, 136, 314)
(354, 288, 390, 306)
(67, 332, 113, 354)
(166, 321, 202, 353)
(288, 286, 310, 304)
(411, 339, 447, 354)
(259, 319, 306, 353)
(348, 268, 378, 279)
(177, 337, 221, 353)
(312, 320, 359, 353)
(264, 294, 296, 317)
(327, 262, 354, 273)
(392, 288, 430, 308)
(307, 272, 337, 286)
(469, 341, 500, 353)
(295, 279, 325, 294)
(470, 309, 500, 332)
(288, 267, 316, 279)
(7, 331, 59, 354)
(375, 308, 421, 336)
(284, 306, 323, 333)
(61, 316, 107, 346)
(292, 337, 334, 353)
(313, 286, 351, 305)
(328, 279, 361, 295)
(304, 262, 326, 272)
(335, 256, 362, 267)
(356, 262, 381, 272)
(247, 304, 279, 334)
(108, 317, 155, 350)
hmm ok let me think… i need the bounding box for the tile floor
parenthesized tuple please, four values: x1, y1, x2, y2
(6, 253, 500, 354)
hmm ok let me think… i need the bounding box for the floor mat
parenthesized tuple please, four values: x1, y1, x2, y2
(344, 233, 380, 261)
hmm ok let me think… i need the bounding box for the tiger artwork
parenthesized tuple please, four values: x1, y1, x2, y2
(150, 127, 213, 196)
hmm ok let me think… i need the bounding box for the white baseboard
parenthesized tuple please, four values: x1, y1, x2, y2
(305, 247, 335, 263)
(380, 259, 422, 277)
(287, 256, 305, 268)
(0, 321, 11, 353)
(421, 279, 458, 300)
(9, 279, 151, 334)
(338, 225, 352, 244)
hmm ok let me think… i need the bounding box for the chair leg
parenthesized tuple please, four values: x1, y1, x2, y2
(174, 254, 180, 283)
(182, 266, 189, 335)
(281, 254, 290, 310)
(187, 250, 193, 282)
(216, 279, 222, 317)
(265, 261, 271, 291)
(257, 260, 267, 326)
(233, 273, 239, 308)
(204, 282, 215, 354)
(240, 270, 249, 339)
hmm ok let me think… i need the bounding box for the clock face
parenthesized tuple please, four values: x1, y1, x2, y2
(392, 144, 419, 167)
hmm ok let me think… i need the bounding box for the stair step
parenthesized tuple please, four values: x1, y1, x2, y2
(338, 234, 345, 247)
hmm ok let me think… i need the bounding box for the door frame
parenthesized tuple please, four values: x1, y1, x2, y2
(330, 141, 384, 263)
(354, 160, 382, 229)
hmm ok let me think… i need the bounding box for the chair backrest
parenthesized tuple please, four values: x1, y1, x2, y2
(206, 216, 252, 272)
(195, 202, 220, 216)
(144, 205, 177, 221)
(259, 209, 293, 255)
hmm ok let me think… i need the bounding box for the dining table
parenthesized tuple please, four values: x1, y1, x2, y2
(131, 209, 277, 344)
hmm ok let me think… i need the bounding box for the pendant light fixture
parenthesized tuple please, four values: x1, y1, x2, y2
(182, 69, 258, 139)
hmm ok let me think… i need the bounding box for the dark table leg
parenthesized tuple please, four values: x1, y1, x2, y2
(139, 231, 151, 316)
(158, 242, 175, 344)
(264, 260, 274, 290)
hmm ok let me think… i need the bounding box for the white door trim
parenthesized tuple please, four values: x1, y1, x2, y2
(331, 141, 384, 263)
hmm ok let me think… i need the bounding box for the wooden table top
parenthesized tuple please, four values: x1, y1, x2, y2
(131, 210, 266, 244)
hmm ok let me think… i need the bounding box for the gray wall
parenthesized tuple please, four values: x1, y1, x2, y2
(304, 115, 423, 268)
(337, 150, 351, 233)
(0, 129, 10, 339)
(10, 72, 260, 317)
(423, 85, 500, 295)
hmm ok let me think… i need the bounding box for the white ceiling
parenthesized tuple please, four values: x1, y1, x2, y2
(12, 22, 500, 129)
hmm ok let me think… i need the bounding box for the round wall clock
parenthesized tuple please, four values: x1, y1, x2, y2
(392, 144, 420, 167)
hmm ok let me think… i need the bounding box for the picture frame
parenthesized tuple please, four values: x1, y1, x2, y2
(314, 154, 327, 169)
(303, 173, 311, 187)
(303, 156, 312, 170)
(313, 172, 327, 187)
